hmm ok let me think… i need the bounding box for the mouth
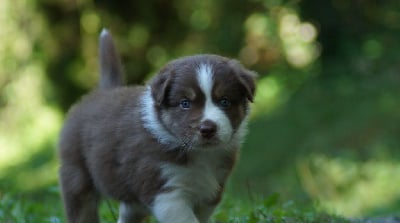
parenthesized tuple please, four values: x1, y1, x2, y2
(198, 137, 222, 147)
(179, 136, 221, 150)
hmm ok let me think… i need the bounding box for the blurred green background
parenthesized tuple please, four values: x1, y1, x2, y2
(1, 0, 400, 220)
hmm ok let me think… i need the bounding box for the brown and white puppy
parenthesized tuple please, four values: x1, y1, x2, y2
(58, 29, 256, 223)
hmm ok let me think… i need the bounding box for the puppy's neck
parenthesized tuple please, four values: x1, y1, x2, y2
(140, 87, 180, 147)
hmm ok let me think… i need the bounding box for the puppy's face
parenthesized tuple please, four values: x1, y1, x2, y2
(144, 55, 256, 149)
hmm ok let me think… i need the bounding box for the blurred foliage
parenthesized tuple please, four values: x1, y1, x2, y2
(1, 0, 400, 220)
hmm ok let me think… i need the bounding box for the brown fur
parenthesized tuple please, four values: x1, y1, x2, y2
(58, 30, 256, 223)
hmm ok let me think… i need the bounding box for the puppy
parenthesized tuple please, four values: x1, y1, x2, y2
(58, 29, 256, 223)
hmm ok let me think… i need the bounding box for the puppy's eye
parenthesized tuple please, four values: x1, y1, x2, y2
(219, 98, 231, 108)
(180, 99, 191, 109)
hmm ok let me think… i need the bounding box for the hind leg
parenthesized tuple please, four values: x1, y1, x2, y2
(60, 164, 100, 223)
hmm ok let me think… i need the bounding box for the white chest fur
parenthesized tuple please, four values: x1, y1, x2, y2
(160, 149, 229, 204)
(151, 149, 233, 223)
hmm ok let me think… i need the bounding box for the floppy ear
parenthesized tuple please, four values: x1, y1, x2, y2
(228, 60, 257, 102)
(150, 65, 174, 107)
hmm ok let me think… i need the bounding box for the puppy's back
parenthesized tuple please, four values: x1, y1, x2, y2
(59, 87, 144, 155)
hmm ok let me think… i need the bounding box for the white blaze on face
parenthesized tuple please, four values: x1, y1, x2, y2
(196, 63, 233, 143)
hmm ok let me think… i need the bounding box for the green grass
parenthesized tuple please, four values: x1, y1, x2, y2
(214, 193, 350, 223)
(0, 188, 350, 223)
(0, 187, 62, 223)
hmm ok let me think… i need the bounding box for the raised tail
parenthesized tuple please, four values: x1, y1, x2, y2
(98, 28, 125, 89)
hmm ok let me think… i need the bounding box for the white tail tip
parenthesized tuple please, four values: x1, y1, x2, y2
(100, 28, 110, 38)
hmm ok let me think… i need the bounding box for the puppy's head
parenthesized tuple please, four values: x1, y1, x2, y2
(142, 54, 256, 150)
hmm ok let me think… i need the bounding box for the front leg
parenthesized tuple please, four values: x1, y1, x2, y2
(117, 202, 148, 223)
(196, 183, 225, 223)
(195, 205, 216, 223)
(151, 190, 199, 223)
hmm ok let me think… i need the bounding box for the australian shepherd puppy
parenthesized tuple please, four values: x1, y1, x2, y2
(58, 29, 256, 223)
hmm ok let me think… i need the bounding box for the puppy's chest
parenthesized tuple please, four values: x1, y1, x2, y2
(160, 151, 232, 203)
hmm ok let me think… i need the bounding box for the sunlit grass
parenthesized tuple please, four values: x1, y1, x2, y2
(298, 155, 400, 217)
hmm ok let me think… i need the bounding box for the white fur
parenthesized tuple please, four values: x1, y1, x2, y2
(152, 150, 229, 223)
(231, 115, 249, 146)
(196, 64, 233, 143)
(100, 28, 109, 38)
(117, 203, 130, 223)
(140, 88, 178, 147)
(117, 202, 147, 223)
(152, 190, 199, 223)
(161, 152, 222, 202)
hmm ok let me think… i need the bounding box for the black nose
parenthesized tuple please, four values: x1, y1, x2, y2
(200, 120, 217, 139)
